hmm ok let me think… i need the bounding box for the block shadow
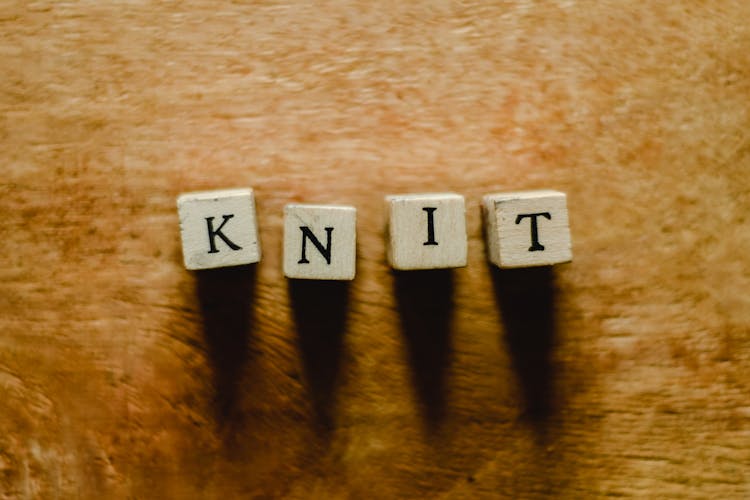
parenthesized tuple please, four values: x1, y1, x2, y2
(288, 279, 350, 434)
(393, 269, 454, 431)
(196, 264, 257, 431)
(490, 265, 557, 432)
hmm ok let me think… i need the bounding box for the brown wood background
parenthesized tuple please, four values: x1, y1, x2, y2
(1, 1, 749, 498)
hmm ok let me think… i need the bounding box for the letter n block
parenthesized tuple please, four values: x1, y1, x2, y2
(177, 188, 261, 270)
(483, 190, 572, 268)
(386, 193, 467, 270)
(283, 204, 356, 280)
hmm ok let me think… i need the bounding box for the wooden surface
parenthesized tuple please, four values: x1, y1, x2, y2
(1, 1, 749, 498)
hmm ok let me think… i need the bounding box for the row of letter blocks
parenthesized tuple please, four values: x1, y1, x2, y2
(178, 189, 572, 278)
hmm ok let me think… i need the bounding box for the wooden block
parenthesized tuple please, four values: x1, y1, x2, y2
(177, 188, 261, 270)
(483, 190, 572, 268)
(283, 204, 356, 280)
(386, 193, 467, 270)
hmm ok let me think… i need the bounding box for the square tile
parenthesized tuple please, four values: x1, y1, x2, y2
(386, 193, 467, 270)
(483, 190, 572, 268)
(177, 188, 261, 270)
(283, 204, 356, 280)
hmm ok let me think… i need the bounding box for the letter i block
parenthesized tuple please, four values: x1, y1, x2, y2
(283, 204, 357, 280)
(386, 193, 467, 270)
(483, 190, 572, 268)
(177, 188, 261, 270)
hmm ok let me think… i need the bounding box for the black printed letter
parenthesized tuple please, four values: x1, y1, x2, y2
(515, 212, 551, 252)
(298, 226, 334, 265)
(422, 207, 438, 246)
(206, 215, 242, 253)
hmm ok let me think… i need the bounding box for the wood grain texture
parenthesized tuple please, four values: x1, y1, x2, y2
(1, 1, 749, 498)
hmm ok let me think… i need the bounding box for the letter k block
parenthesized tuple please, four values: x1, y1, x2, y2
(483, 190, 572, 268)
(177, 188, 261, 270)
(283, 204, 357, 280)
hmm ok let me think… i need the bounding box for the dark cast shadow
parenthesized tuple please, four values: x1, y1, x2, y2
(196, 264, 257, 430)
(288, 279, 350, 434)
(490, 265, 557, 432)
(393, 269, 454, 432)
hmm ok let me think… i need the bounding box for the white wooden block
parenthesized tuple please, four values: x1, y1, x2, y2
(483, 190, 572, 268)
(386, 193, 467, 270)
(177, 188, 261, 270)
(283, 204, 356, 280)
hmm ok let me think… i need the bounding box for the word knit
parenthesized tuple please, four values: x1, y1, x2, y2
(177, 189, 572, 277)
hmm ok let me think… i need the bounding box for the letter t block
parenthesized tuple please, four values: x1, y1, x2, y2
(177, 188, 261, 270)
(283, 204, 357, 280)
(483, 190, 572, 268)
